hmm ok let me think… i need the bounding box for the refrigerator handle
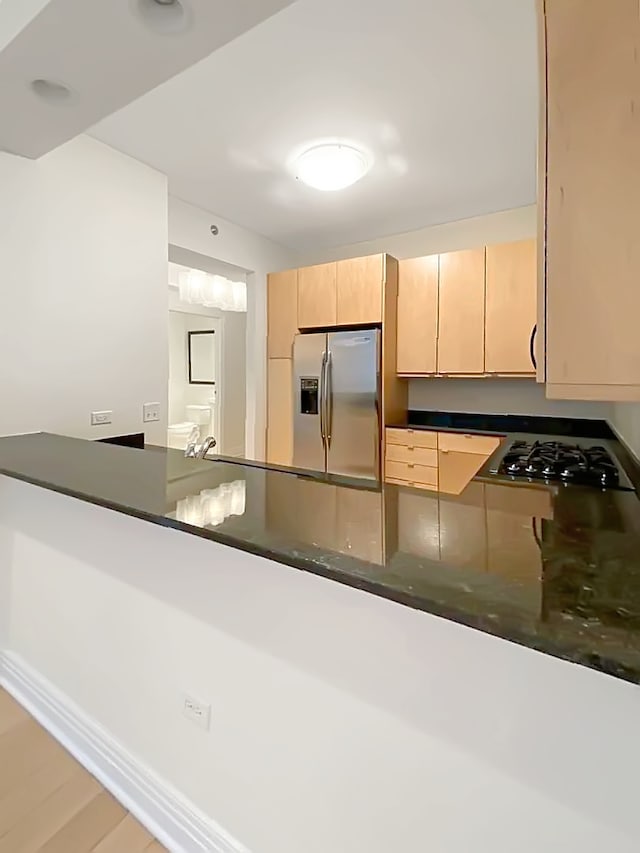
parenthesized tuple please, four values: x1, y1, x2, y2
(319, 350, 327, 443)
(325, 349, 333, 448)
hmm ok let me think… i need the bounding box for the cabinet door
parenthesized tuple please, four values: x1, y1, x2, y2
(438, 483, 486, 571)
(295, 480, 337, 552)
(544, 0, 640, 399)
(336, 255, 384, 325)
(298, 263, 337, 328)
(485, 240, 537, 374)
(437, 249, 485, 374)
(438, 432, 501, 457)
(398, 490, 440, 560)
(485, 483, 544, 591)
(336, 487, 383, 564)
(438, 450, 487, 496)
(397, 255, 438, 374)
(266, 358, 293, 465)
(267, 269, 298, 358)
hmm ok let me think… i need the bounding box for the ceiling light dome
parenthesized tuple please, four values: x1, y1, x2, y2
(295, 144, 370, 191)
(133, 0, 190, 35)
(30, 79, 72, 103)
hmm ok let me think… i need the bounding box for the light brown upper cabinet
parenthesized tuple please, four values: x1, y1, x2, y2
(396, 255, 438, 374)
(437, 249, 485, 374)
(267, 269, 298, 358)
(485, 240, 537, 374)
(540, 0, 640, 400)
(336, 254, 384, 326)
(297, 262, 337, 328)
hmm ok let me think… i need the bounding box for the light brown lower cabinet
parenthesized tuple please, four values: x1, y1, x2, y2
(397, 490, 440, 561)
(266, 476, 336, 549)
(335, 487, 383, 564)
(384, 429, 501, 495)
(438, 483, 487, 570)
(266, 358, 293, 466)
(437, 450, 488, 496)
(438, 433, 501, 457)
(485, 483, 549, 592)
(396, 479, 553, 590)
(266, 476, 383, 563)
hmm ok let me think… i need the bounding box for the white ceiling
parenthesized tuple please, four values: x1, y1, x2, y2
(0, 0, 296, 158)
(92, 0, 539, 251)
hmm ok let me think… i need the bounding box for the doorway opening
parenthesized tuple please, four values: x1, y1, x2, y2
(168, 257, 247, 457)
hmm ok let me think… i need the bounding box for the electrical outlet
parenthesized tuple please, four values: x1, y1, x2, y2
(182, 694, 211, 730)
(91, 411, 112, 426)
(143, 402, 160, 423)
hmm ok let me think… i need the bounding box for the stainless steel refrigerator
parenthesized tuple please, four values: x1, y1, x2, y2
(293, 328, 381, 480)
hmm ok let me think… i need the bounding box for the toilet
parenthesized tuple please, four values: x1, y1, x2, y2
(167, 405, 212, 450)
(167, 422, 197, 450)
(186, 405, 212, 429)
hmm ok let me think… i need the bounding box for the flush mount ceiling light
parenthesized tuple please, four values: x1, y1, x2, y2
(295, 144, 371, 191)
(30, 79, 73, 104)
(133, 0, 190, 34)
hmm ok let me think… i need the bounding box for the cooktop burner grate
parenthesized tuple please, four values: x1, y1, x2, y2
(494, 440, 630, 489)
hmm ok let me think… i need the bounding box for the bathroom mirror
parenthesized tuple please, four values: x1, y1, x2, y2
(188, 330, 216, 385)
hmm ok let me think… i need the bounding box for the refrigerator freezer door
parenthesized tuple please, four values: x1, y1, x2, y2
(293, 333, 327, 472)
(326, 329, 381, 479)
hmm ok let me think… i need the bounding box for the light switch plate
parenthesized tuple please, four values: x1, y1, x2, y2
(91, 411, 112, 426)
(143, 402, 160, 423)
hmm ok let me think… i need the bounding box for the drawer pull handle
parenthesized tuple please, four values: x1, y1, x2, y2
(408, 446, 414, 451)
(408, 463, 415, 468)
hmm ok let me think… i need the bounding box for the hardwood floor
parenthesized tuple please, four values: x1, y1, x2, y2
(0, 689, 167, 852)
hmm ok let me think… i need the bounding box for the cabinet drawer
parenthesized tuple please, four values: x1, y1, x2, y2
(386, 428, 437, 449)
(437, 432, 502, 456)
(386, 477, 438, 492)
(386, 444, 438, 467)
(386, 460, 438, 486)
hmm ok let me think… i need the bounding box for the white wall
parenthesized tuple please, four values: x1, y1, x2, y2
(0, 135, 169, 443)
(297, 204, 538, 265)
(611, 404, 640, 460)
(2, 478, 640, 853)
(299, 204, 612, 423)
(410, 380, 613, 421)
(168, 198, 296, 460)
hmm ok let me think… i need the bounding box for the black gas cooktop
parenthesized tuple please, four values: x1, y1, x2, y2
(491, 439, 634, 490)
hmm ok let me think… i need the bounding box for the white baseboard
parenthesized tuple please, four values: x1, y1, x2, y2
(0, 651, 248, 853)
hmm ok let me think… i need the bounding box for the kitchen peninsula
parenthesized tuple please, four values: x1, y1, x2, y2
(2, 432, 640, 851)
(1, 430, 640, 681)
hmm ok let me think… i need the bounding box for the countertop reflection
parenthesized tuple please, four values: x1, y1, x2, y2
(1, 433, 640, 683)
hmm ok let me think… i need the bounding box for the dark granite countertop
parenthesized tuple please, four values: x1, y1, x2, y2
(2, 432, 640, 684)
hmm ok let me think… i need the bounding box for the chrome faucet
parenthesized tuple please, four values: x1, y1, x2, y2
(184, 426, 217, 459)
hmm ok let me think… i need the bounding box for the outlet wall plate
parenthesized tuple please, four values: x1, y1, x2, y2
(91, 411, 112, 426)
(143, 402, 161, 424)
(182, 694, 211, 731)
